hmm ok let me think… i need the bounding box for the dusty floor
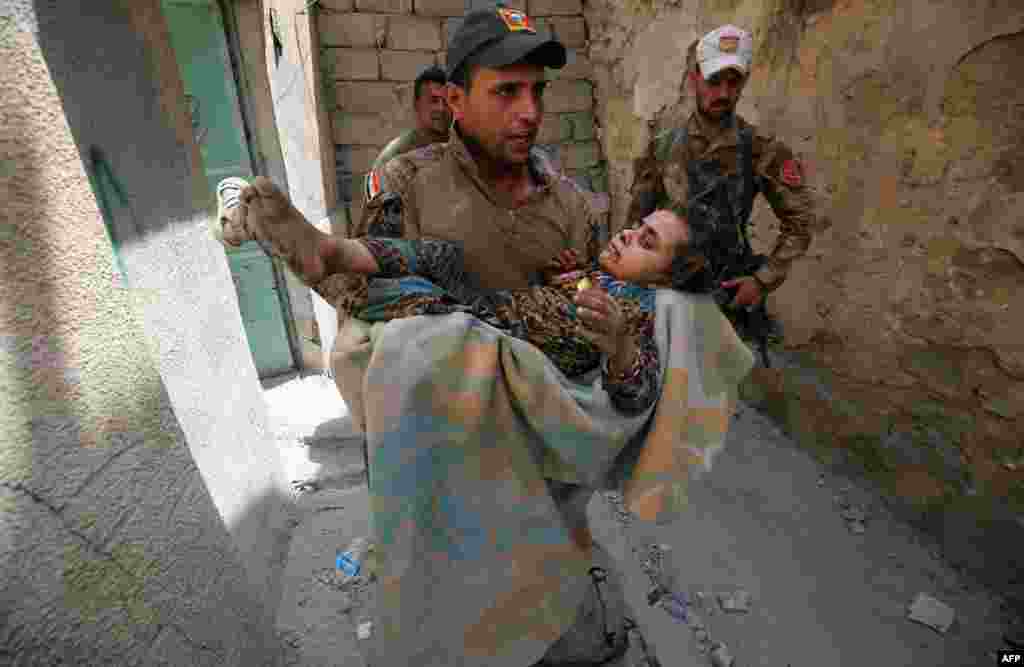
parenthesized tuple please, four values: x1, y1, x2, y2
(263, 371, 1017, 666)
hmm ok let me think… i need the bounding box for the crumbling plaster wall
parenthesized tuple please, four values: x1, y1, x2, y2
(586, 0, 1024, 592)
(1, 2, 291, 663)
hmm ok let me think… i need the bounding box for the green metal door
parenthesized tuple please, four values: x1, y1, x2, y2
(163, 0, 295, 378)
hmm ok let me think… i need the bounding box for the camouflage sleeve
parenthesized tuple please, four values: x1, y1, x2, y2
(353, 156, 421, 240)
(601, 313, 660, 415)
(623, 136, 669, 234)
(315, 157, 422, 313)
(753, 135, 817, 292)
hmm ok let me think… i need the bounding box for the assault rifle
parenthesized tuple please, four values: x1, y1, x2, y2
(711, 255, 775, 369)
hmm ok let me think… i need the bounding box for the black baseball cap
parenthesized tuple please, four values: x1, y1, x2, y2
(446, 3, 566, 79)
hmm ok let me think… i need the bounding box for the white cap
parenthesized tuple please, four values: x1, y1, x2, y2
(696, 25, 753, 80)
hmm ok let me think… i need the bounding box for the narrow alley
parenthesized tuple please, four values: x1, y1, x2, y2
(5, 2, 1024, 665)
(263, 370, 1011, 667)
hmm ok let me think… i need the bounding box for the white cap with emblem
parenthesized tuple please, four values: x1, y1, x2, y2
(696, 25, 753, 80)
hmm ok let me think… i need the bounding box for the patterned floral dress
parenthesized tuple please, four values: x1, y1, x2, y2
(336, 237, 661, 415)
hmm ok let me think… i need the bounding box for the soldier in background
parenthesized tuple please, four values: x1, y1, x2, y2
(627, 25, 822, 364)
(363, 65, 450, 203)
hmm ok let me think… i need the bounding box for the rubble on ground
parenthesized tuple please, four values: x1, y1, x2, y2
(907, 593, 956, 634)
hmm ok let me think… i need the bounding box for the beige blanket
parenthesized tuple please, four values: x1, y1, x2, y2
(332, 289, 754, 667)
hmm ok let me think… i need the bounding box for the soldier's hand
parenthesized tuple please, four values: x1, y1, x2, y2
(550, 249, 581, 272)
(720, 276, 763, 308)
(542, 249, 582, 284)
(574, 288, 628, 358)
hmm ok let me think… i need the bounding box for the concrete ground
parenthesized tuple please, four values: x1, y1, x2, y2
(263, 371, 1015, 667)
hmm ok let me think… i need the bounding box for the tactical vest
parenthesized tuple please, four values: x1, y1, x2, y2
(654, 122, 763, 282)
(654, 121, 776, 368)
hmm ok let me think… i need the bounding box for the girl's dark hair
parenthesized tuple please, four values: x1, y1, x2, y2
(663, 203, 717, 293)
(669, 243, 716, 293)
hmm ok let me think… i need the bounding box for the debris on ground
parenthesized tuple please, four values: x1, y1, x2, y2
(709, 641, 734, 667)
(603, 491, 635, 526)
(657, 592, 689, 623)
(291, 479, 320, 494)
(907, 593, 955, 634)
(638, 543, 678, 593)
(690, 614, 713, 654)
(717, 589, 752, 614)
(356, 620, 373, 640)
(833, 500, 869, 534)
(841, 506, 866, 522)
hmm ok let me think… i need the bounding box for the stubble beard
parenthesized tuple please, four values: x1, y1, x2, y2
(698, 99, 735, 125)
(459, 123, 529, 172)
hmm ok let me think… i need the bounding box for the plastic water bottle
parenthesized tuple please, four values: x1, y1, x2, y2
(336, 537, 372, 578)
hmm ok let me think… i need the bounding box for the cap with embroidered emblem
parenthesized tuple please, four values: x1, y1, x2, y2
(446, 3, 566, 79)
(696, 25, 753, 80)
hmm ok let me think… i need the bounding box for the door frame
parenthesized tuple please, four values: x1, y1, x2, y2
(215, 0, 304, 375)
(167, 0, 304, 376)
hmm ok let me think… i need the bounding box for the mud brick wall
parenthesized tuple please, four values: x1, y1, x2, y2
(317, 0, 605, 228)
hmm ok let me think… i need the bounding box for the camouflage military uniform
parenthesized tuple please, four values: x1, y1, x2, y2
(336, 129, 648, 666)
(363, 127, 447, 204)
(627, 111, 817, 360)
(628, 111, 815, 292)
(355, 130, 604, 290)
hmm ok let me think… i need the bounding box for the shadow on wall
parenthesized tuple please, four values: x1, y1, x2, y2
(0, 4, 293, 664)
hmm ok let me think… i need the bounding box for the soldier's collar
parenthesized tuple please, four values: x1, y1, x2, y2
(415, 125, 448, 145)
(689, 110, 740, 147)
(449, 126, 552, 193)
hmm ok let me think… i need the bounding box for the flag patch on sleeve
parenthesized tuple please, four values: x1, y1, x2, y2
(365, 169, 382, 201)
(781, 159, 803, 186)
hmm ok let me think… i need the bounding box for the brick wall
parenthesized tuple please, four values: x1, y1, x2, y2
(318, 0, 605, 228)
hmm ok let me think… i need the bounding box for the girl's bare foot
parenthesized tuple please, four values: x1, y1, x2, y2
(236, 176, 328, 284)
(217, 176, 378, 282)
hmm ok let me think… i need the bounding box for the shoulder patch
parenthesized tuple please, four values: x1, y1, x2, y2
(367, 147, 438, 203)
(365, 168, 382, 201)
(781, 158, 803, 186)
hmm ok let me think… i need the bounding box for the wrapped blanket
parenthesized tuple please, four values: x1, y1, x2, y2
(331, 289, 754, 667)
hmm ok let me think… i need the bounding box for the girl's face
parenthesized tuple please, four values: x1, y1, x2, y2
(598, 210, 689, 285)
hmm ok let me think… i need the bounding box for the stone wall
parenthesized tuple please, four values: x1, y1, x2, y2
(2, 1, 291, 663)
(585, 0, 1024, 596)
(317, 0, 605, 228)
